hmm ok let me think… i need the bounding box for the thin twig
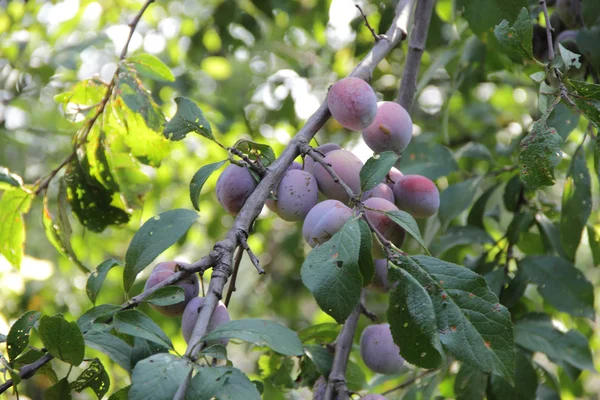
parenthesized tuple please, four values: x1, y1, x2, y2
(228, 147, 268, 176)
(224, 247, 244, 307)
(238, 232, 265, 274)
(0, 354, 54, 395)
(360, 300, 379, 323)
(381, 369, 437, 396)
(355, 5, 382, 41)
(539, 0, 555, 60)
(396, 0, 434, 110)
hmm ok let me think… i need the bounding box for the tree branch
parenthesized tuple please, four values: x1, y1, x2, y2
(0, 354, 54, 395)
(224, 246, 244, 307)
(381, 369, 437, 396)
(539, 0, 555, 60)
(396, 0, 434, 111)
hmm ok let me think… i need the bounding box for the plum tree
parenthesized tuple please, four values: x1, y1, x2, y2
(362, 395, 388, 400)
(302, 199, 353, 247)
(181, 297, 231, 346)
(384, 167, 403, 189)
(360, 323, 405, 375)
(266, 169, 319, 221)
(393, 175, 440, 218)
(143, 262, 199, 317)
(362, 183, 395, 203)
(216, 164, 258, 215)
(311, 376, 327, 400)
(303, 142, 341, 174)
(370, 259, 390, 292)
(313, 149, 363, 203)
(362, 101, 413, 154)
(363, 197, 406, 248)
(327, 77, 378, 130)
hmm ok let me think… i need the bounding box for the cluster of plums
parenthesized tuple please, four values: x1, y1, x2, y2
(144, 261, 230, 346)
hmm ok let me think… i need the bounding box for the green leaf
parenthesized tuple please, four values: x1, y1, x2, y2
(393, 255, 515, 382)
(115, 68, 165, 132)
(467, 185, 498, 228)
(454, 142, 493, 162)
(297, 323, 340, 343)
(123, 208, 198, 292)
(359, 152, 399, 192)
(129, 353, 193, 400)
(519, 256, 595, 319)
(198, 344, 228, 360)
(300, 218, 363, 323)
(547, 102, 580, 140)
(142, 286, 185, 306)
(113, 310, 173, 349)
(430, 226, 493, 257)
(84, 126, 119, 191)
(108, 386, 130, 400)
(518, 117, 562, 189)
(86, 259, 122, 305)
(128, 53, 175, 82)
(557, 43, 581, 71)
(488, 350, 538, 400)
(529, 71, 546, 83)
(0, 188, 33, 268)
(535, 213, 568, 258)
(454, 364, 487, 400)
(388, 266, 445, 369)
(560, 147, 591, 260)
(582, 0, 600, 26)
(439, 178, 481, 225)
(7, 311, 41, 361)
(493, 8, 533, 61)
(0, 166, 22, 189)
(588, 225, 600, 266)
(164, 97, 214, 141)
(65, 158, 130, 233)
(357, 219, 374, 286)
(84, 330, 132, 373)
(45, 378, 72, 400)
(130, 337, 169, 369)
(233, 139, 276, 167)
(201, 319, 304, 356)
(303, 344, 333, 376)
(577, 27, 600, 75)
(400, 142, 458, 180)
(77, 304, 121, 333)
(514, 313, 596, 372)
(185, 366, 261, 400)
(70, 358, 110, 399)
(190, 160, 227, 211)
(384, 209, 429, 252)
(568, 80, 600, 128)
(506, 211, 534, 245)
(457, 0, 527, 36)
(39, 315, 85, 366)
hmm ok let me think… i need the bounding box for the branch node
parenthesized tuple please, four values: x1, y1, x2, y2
(355, 4, 383, 41)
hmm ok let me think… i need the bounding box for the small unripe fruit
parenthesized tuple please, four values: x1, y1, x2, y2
(384, 167, 403, 190)
(266, 169, 319, 221)
(312, 376, 327, 400)
(362, 395, 388, 400)
(393, 175, 440, 218)
(363, 197, 406, 248)
(144, 262, 199, 317)
(362, 102, 413, 154)
(313, 149, 363, 203)
(304, 143, 341, 174)
(362, 183, 395, 203)
(302, 200, 353, 247)
(327, 77, 378, 130)
(360, 323, 404, 375)
(181, 297, 231, 346)
(216, 164, 258, 215)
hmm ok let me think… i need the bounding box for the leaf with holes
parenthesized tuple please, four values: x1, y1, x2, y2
(71, 358, 110, 399)
(164, 97, 213, 141)
(233, 139, 276, 167)
(493, 8, 533, 61)
(7, 311, 41, 362)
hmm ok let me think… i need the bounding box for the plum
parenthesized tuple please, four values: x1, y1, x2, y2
(363, 197, 406, 248)
(302, 200, 353, 247)
(304, 142, 341, 174)
(216, 164, 258, 215)
(362, 395, 388, 400)
(370, 259, 390, 292)
(288, 161, 302, 171)
(362, 101, 413, 154)
(556, 0, 581, 28)
(266, 169, 319, 221)
(327, 77, 378, 130)
(181, 297, 231, 346)
(143, 261, 199, 317)
(393, 175, 440, 218)
(362, 183, 395, 203)
(384, 167, 403, 190)
(360, 323, 404, 375)
(313, 149, 363, 203)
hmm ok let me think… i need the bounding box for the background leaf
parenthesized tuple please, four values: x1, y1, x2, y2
(164, 97, 214, 141)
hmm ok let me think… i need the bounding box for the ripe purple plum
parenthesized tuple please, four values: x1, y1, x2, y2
(302, 200, 353, 247)
(362, 102, 413, 154)
(363, 197, 406, 248)
(360, 323, 404, 375)
(266, 169, 319, 221)
(393, 175, 440, 218)
(370, 259, 390, 292)
(143, 262, 199, 317)
(313, 149, 363, 203)
(557, 0, 581, 28)
(362, 395, 388, 400)
(327, 77, 378, 130)
(362, 183, 395, 203)
(384, 167, 403, 190)
(181, 297, 231, 346)
(303, 142, 341, 174)
(216, 164, 258, 215)
(288, 161, 302, 171)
